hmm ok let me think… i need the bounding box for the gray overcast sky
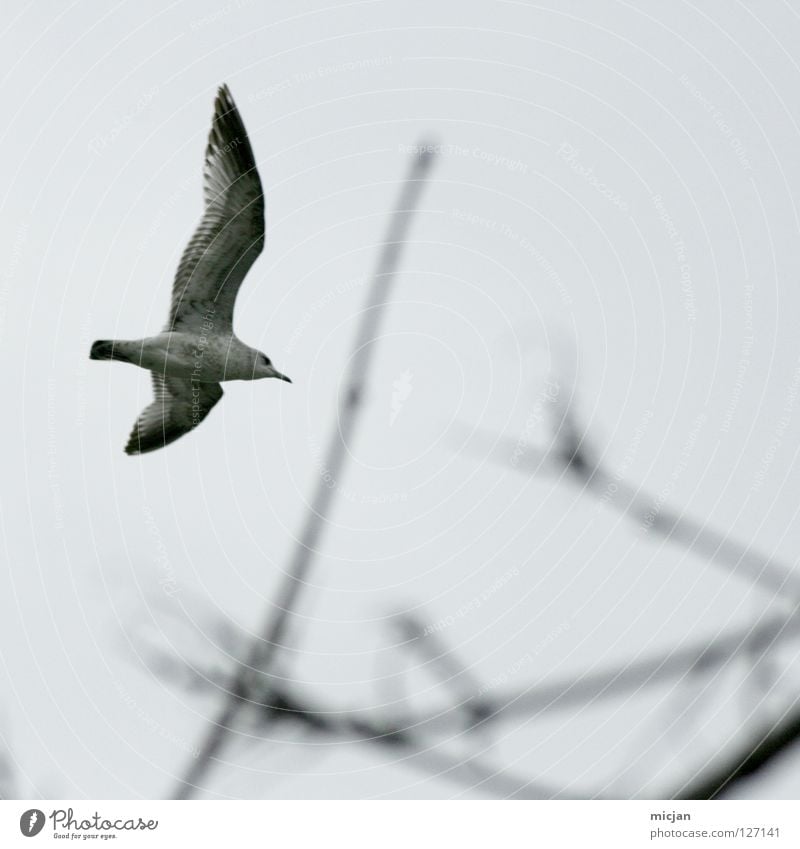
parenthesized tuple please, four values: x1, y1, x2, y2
(2, 0, 800, 799)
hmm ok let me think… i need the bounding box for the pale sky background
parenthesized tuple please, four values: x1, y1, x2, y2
(2, 0, 800, 799)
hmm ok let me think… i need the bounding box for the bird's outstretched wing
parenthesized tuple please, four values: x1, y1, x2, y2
(125, 373, 223, 455)
(167, 84, 265, 333)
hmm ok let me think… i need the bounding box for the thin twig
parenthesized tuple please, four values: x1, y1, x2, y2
(393, 613, 492, 720)
(675, 699, 800, 799)
(155, 605, 799, 744)
(464, 423, 800, 602)
(391, 610, 800, 734)
(258, 614, 800, 799)
(0, 743, 15, 800)
(173, 146, 437, 799)
(156, 588, 798, 796)
(253, 688, 577, 799)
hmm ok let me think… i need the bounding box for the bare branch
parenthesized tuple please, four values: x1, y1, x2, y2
(392, 610, 800, 734)
(172, 146, 437, 799)
(252, 687, 579, 799)
(463, 406, 800, 601)
(0, 741, 15, 800)
(392, 613, 492, 722)
(675, 700, 800, 799)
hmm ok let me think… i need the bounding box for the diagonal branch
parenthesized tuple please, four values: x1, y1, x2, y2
(153, 602, 799, 746)
(172, 146, 437, 799)
(253, 688, 580, 799)
(389, 610, 800, 734)
(152, 586, 799, 796)
(392, 613, 492, 721)
(464, 418, 800, 602)
(675, 699, 800, 799)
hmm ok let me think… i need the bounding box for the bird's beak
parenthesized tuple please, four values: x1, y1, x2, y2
(265, 365, 292, 383)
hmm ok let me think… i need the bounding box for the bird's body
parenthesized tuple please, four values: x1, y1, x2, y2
(92, 332, 269, 382)
(90, 84, 290, 455)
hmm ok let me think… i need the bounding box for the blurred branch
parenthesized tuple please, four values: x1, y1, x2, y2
(263, 607, 800, 794)
(166, 252, 800, 797)
(675, 699, 800, 799)
(464, 399, 800, 601)
(0, 740, 15, 800)
(173, 145, 437, 799)
(283, 607, 800, 798)
(389, 609, 800, 734)
(392, 614, 492, 722)
(154, 598, 798, 793)
(253, 688, 577, 799)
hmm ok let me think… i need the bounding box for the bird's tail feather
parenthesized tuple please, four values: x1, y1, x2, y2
(90, 340, 130, 362)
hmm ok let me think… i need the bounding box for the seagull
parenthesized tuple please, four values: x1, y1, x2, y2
(90, 84, 291, 455)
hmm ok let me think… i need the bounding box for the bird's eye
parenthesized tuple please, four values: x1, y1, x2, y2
(262, 355, 271, 366)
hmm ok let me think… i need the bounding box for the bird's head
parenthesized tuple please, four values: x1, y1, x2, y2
(254, 352, 292, 383)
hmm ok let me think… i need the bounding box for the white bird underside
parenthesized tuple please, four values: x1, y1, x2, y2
(94, 84, 278, 455)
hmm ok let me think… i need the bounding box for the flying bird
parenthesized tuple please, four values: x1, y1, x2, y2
(90, 84, 291, 455)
